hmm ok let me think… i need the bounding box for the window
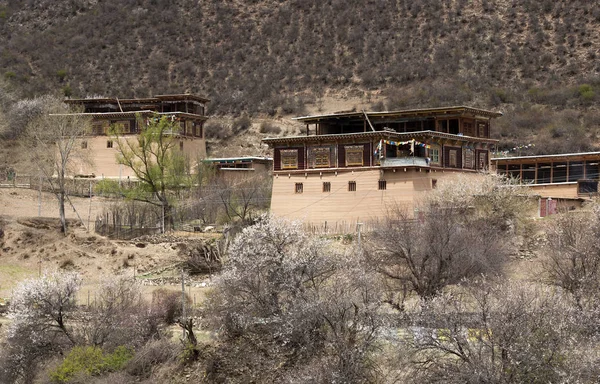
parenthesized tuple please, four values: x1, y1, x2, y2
(348, 181, 357, 192)
(464, 148, 474, 169)
(323, 182, 331, 192)
(429, 147, 440, 164)
(449, 150, 457, 167)
(81, 141, 88, 149)
(179, 141, 184, 151)
(478, 122, 488, 138)
(578, 180, 598, 194)
(113, 120, 131, 134)
(345, 145, 364, 166)
(432, 179, 438, 189)
(311, 147, 331, 168)
(378, 180, 387, 190)
(281, 149, 299, 169)
(106, 140, 113, 148)
(295, 183, 303, 194)
(478, 151, 488, 170)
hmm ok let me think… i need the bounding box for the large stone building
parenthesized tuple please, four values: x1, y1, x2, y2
(263, 106, 502, 228)
(64, 94, 209, 179)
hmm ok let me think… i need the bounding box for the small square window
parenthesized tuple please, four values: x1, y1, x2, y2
(348, 181, 357, 192)
(323, 182, 331, 192)
(295, 183, 303, 194)
(378, 180, 387, 190)
(81, 141, 88, 149)
(106, 140, 113, 148)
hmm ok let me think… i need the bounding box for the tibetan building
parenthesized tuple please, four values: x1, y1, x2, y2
(263, 106, 502, 227)
(492, 152, 600, 214)
(64, 94, 209, 179)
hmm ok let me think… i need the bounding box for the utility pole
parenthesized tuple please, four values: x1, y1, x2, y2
(181, 266, 186, 341)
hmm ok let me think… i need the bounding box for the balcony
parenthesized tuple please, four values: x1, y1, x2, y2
(380, 157, 430, 167)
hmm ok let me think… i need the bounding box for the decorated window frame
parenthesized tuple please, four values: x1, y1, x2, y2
(280, 149, 299, 170)
(345, 145, 364, 166)
(309, 146, 332, 168)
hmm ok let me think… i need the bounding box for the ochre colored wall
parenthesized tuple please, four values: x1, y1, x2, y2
(529, 183, 580, 199)
(270, 169, 482, 225)
(71, 135, 206, 179)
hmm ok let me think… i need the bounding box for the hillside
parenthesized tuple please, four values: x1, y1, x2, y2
(1, 0, 600, 155)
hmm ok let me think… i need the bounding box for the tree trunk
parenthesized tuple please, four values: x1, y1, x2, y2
(59, 191, 67, 234)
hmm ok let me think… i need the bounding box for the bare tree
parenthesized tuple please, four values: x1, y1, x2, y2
(541, 210, 600, 309)
(79, 275, 160, 350)
(216, 172, 272, 224)
(25, 97, 92, 233)
(368, 206, 509, 304)
(408, 280, 593, 384)
(367, 174, 529, 305)
(203, 216, 385, 383)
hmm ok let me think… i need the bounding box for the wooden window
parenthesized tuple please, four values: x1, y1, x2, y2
(449, 150, 458, 167)
(281, 149, 298, 169)
(194, 122, 203, 137)
(295, 183, 303, 194)
(429, 147, 440, 164)
(478, 151, 488, 170)
(478, 122, 488, 138)
(378, 180, 387, 190)
(311, 147, 331, 168)
(345, 145, 364, 166)
(81, 140, 88, 149)
(464, 148, 474, 169)
(578, 180, 598, 194)
(113, 120, 131, 134)
(463, 121, 474, 136)
(93, 121, 108, 135)
(323, 182, 331, 192)
(106, 140, 113, 148)
(348, 181, 357, 192)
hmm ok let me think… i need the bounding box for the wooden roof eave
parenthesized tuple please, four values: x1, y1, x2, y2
(292, 106, 503, 123)
(262, 131, 499, 147)
(492, 151, 600, 164)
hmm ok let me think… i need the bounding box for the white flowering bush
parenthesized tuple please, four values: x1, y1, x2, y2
(204, 215, 385, 383)
(1, 272, 82, 383)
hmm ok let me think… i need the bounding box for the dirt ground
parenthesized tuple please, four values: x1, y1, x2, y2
(0, 187, 214, 304)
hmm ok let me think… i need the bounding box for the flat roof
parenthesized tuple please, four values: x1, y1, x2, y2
(263, 130, 499, 146)
(65, 93, 210, 104)
(50, 111, 207, 120)
(492, 151, 600, 162)
(293, 106, 502, 122)
(204, 156, 273, 162)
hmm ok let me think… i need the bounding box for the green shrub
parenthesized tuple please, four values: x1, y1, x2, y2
(50, 346, 134, 383)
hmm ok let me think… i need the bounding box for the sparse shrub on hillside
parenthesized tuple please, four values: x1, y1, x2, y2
(231, 114, 252, 134)
(258, 121, 281, 135)
(151, 288, 191, 325)
(204, 121, 232, 140)
(49, 346, 133, 384)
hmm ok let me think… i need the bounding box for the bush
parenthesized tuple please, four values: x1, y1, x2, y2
(231, 114, 252, 134)
(50, 346, 133, 383)
(258, 121, 281, 134)
(151, 288, 190, 325)
(204, 121, 232, 140)
(125, 339, 179, 378)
